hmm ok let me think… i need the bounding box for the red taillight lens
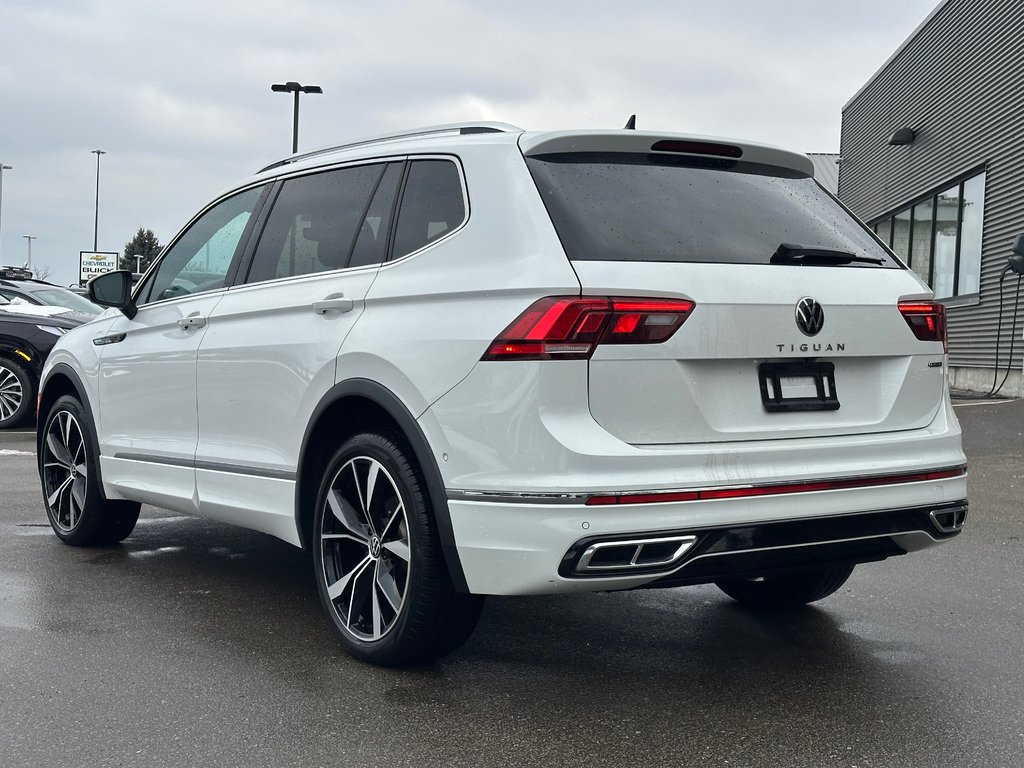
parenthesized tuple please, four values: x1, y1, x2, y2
(585, 466, 967, 506)
(650, 139, 743, 158)
(482, 296, 696, 361)
(898, 301, 947, 352)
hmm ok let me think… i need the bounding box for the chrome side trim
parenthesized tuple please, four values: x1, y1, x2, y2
(446, 489, 590, 505)
(446, 464, 967, 506)
(113, 452, 296, 481)
(114, 452, 194, 469)
(195, 460, 296, 481)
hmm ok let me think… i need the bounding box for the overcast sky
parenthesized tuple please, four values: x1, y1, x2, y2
(0, 0, 942, 285)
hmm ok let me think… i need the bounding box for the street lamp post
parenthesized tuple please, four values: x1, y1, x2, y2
(271, 81, 323, 154)
(0, 163, 11, 263)
(91, 149, 106, 251)
(23, 235, 36, 271)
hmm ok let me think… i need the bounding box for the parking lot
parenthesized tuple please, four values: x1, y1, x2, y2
(1, 398, 1022, 768)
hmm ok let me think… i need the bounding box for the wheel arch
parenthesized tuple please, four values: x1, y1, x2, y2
(296, 378, 469, 593)
(36, 363, 94, 463)
(0, 338, 44, 379)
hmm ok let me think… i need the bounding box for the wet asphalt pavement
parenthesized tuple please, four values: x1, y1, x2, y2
(1, 399, 1022, 768)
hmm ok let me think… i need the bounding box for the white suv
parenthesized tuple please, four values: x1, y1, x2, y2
(37, 122, 968, 665)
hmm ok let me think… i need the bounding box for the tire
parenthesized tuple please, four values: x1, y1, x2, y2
(0, 356, 34, 429)
(40, 394, 141, 546)
(715, 565, 855, 609)
(313, 431, 484, 666)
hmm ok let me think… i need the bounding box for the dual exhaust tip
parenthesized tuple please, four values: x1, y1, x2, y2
(928, 505, 967, 534)
(575, 535, 697, 574)
(571, 503, 969, 577)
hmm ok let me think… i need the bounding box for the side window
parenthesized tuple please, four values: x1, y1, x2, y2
(246, 164, 385, 284)
(392, 160, 466, 259)
(141, 186, 264, 305)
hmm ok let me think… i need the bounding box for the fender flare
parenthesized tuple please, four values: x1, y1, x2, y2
(296, 378, 469, 593)
(36, 362, 94, 469)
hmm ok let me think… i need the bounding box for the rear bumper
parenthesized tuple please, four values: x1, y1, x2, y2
(446, 475, 967, 595)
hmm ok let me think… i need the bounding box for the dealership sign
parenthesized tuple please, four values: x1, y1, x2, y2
(79, 251, 119, 284)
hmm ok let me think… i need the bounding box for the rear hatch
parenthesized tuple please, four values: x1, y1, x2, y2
(521, 132, 946, 445)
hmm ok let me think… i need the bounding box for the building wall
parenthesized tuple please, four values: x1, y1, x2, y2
(839, 0, 1024, 392)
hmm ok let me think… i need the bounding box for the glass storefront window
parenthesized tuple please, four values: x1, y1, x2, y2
(875, 217, 893, 247)
(932, 185, 960, 299)
(892, 208, 912, 264)
(911, 198, 934, 284)
(870, 169, 985, 299)
(959, 173, 985, 296)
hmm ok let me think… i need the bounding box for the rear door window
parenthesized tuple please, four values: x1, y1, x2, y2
(391, 159, 466, 259)
(246, 163, 389, 284)
(526, 152, 896, 268)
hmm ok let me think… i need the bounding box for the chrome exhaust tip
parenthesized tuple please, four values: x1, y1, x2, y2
(575, 535, 698, 574)
(928, 504, 968, 534)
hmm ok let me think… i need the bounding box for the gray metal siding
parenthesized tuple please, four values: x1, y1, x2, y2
(838, 0, 1024, 372)
(808, 154, 840, 194)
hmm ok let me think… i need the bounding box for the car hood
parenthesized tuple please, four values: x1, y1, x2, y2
(0, 305, 85, 328)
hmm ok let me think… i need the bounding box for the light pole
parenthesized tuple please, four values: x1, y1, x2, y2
(23, 235, 36, 271)
(271, 81, 322, 154)
(91, 149, 106, 251)
(0, 163, 11, 263)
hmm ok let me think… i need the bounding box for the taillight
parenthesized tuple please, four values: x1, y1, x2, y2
(482, 296, 696, 361)
(898, 301, 947, 352)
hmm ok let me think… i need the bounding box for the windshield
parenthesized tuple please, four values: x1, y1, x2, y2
(526, 152, 898, 268)
(31, 287, 103, 315)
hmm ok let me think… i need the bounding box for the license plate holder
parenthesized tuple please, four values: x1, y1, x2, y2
(758, 360, 840, 412)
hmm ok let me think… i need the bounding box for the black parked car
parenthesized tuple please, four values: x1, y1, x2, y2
(0, 306, 83, 428)
(0, 266, 102, 322)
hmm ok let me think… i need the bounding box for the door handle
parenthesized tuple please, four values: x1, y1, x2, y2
(312, 293, 354, 315)
(177, 314, 207, 329)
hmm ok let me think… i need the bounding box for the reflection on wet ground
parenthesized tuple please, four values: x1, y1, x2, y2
(2, 401, 1023, 767)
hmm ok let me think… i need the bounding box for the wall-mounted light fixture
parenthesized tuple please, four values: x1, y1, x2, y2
(888, 127, 917, 146)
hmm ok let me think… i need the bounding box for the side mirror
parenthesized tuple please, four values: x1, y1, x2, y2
(1010, 234, 1024, 276)
(88, 270, 138, 319)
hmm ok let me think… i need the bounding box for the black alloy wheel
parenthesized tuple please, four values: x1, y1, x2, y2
(313, 431, 483, 666)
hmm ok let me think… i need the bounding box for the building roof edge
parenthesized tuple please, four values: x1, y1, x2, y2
(842, 0, 951, 111)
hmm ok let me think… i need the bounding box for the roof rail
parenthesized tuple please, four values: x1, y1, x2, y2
(257, 121, 524, 174)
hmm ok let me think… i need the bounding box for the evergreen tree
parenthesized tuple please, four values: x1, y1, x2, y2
(120, 228, 162, 273)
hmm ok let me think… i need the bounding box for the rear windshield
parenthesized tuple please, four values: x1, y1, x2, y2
(526, 153, 898, 268)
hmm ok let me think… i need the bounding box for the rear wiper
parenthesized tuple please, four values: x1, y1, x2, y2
(771, 242, 884, 265)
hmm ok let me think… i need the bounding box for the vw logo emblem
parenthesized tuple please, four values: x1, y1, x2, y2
(795, 297, 824, 336)
(369, 536, 382, 558)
